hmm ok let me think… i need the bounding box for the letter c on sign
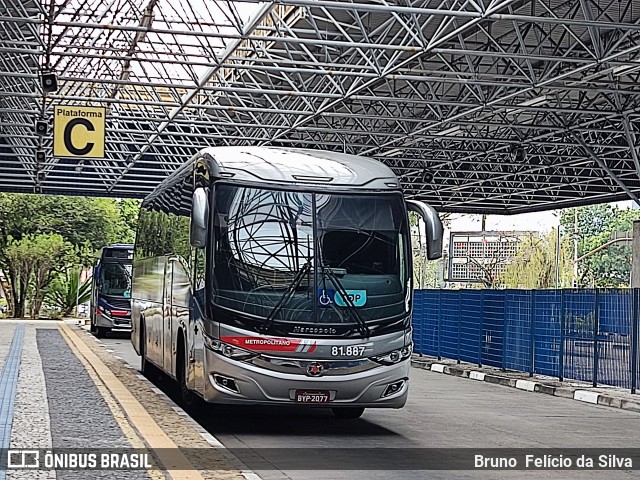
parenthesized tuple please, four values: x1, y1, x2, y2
(64, 118, 94, 156)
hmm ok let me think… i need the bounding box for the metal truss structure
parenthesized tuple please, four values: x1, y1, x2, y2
(3, 0, 640, 213)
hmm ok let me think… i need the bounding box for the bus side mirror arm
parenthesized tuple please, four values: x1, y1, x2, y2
(190, 188, 209, 248)
(406, 200, 444, 260)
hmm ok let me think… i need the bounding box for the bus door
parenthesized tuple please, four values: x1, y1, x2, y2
(163, 258, 174, 374)
(91, 259, 100, 324)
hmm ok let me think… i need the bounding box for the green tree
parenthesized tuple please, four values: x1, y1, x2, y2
(114, 199, 140, 243)
(560, 205, 640, 287)
(28, 234, 74, 318)
(35, 196, 121, 250)
(47, 267, 92, 317)
(0, 193, 136, 317)
(5, 236, 33, 319)
(410, 211, 450, 289)
(4, 234, 72, 318)
(501, 228, 574, 288)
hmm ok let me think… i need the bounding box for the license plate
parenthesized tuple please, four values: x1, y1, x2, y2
(295, 390, 330, 403)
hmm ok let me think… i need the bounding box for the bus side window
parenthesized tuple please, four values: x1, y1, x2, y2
(191, 247, 205, 292)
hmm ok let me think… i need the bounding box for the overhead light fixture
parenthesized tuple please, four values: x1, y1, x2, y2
(516, 95, 548, 107)
(384, 148, 403, 158)
(437, 126, 461, 136)
(613, 64, 640, 77)
(506, 95, 549, 116)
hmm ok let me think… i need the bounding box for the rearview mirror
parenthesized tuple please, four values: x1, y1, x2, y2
(190, 188, 209, 248)
(406, 200, 443, 260)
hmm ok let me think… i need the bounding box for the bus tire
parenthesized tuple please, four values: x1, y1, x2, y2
(332, 407, 365, 419)
(140, 320, 155, 379)
(177, 334, 198, 412)
(96, 326, 108, 338)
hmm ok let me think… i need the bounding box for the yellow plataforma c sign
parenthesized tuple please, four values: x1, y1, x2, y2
(53, 105, 106, 158)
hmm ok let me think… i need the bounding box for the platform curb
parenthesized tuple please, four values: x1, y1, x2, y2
(411, 357, 640, 414)
(69, 323, 261, 480)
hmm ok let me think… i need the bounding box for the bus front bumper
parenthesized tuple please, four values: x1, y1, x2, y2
(202, 349, 409, 408)
(95, 312, 132, 332)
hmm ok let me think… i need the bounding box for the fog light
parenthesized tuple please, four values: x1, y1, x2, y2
(382, 380, 405, 398)
(213, 374, 240, 393)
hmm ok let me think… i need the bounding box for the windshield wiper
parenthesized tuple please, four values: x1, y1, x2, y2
(320, 263, 370, 337)
(258, 261, 311, 334)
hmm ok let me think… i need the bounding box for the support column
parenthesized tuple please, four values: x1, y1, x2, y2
(632, 221, 640, 393)
(632, 221, 640, 288)
(574, 209, 579, 288)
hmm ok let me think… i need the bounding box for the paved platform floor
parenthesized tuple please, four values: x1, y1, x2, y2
(4, 319, 640, 480)
(0, 320, 247, 480)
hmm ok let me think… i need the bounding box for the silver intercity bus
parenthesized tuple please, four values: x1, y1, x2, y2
(131, 146, 442, 418)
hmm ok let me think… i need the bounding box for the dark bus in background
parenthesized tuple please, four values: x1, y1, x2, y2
(90, 243, 134, 337)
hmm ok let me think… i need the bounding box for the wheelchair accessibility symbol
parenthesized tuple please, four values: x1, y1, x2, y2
(318, 290, 333, 306)
(317, 289, 367, 307)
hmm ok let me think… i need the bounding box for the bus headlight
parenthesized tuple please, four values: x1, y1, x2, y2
(203, 334, 257, 361)
(370, 344, 412, 365)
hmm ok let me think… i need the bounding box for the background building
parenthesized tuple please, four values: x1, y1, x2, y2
(445, 231, 537, 288)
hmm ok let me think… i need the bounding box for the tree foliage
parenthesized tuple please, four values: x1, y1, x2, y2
(4, 234, 74, 317)
(47, 267, 93, 317)
(0, 193, 138, 317)
(560, 204, 640, 287)
(410, 211, 450, 288)
(114, 199, 140, 243)
(501, 228, 574, 288)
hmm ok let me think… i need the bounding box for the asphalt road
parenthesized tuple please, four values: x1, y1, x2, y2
(100, 332, 640, 479)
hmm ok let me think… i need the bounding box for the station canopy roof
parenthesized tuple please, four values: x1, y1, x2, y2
(3, 0, 640, 213)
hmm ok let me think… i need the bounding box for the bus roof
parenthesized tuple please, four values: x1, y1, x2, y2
(142, 147, 402, 211)
(198, 147, 400, 189)
(99, 244, 134, 262)
(104, 243, 134, 249)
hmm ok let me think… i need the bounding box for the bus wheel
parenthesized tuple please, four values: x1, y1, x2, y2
(140, 321, 155, 379)
(95, 326, 108, 338)
(177, 339, 198, 412)
(332, 407, 365, 419)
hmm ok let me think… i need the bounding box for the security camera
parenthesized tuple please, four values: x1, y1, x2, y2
(35, 120, 48, 136)
(41, 72, 58, 93)
(510, 145, 527, 163)
(422, 170, 434, 183)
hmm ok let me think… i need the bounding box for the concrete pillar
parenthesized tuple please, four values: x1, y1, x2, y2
(632, 221, 640, 288)
(574, 209, 579, 288)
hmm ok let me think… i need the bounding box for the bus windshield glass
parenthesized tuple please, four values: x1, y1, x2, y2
(99, 263, 132, 298)
(212, 185, 409, 330)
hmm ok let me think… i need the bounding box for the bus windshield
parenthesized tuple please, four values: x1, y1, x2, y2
(99, 262, 132, 298)
(212, 185, 410, 331)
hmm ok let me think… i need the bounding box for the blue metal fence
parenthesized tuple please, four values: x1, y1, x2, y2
(412, 289, 640, 392)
